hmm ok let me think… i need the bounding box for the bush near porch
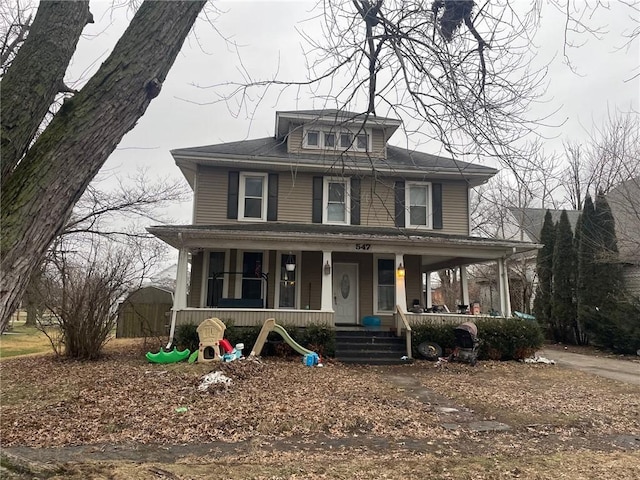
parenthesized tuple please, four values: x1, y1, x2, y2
(411, 317, 544, 361)
(174, 321, 336, 358)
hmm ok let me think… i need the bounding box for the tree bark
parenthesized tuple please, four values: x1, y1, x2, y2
(0, 0, 206, 331)
(1, 1, 92, 181)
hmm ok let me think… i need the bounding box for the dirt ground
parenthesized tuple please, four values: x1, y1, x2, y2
(1, 340, 639, 479)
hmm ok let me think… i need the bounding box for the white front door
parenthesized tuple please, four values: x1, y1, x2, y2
(333, 263, 358, 324)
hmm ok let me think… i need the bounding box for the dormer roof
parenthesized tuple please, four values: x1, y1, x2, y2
(275, 109, 402, 140)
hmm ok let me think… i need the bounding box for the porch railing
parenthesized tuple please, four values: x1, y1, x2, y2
(395, 305, 412, 359)
(175, 308, 335, 328)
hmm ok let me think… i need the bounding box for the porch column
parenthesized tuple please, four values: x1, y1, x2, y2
(167, 247, 189, 348)
(320, 250, 334, 311)
(395, 253, 408, 312)
(460, 265, 470, 307)
(498, 257, 512, 318)
(425, 272, 432, 309)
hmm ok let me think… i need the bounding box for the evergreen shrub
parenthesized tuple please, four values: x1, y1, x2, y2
(411, 317, 544, 361)
(174, 323, 199, 352)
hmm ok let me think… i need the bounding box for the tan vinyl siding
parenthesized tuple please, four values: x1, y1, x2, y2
(188, 251, 203, 307)
(360, 176, 396, 227)
(278, 173, 313, 222)
(287, 123, 304, 154)
(194, 165, 233, 225)
(371, 129, 385, 158)
(441, 182, 469, 235)
(193, 166, 470, 234)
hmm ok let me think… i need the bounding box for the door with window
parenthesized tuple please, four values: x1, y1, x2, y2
(332, 263, 358, 324)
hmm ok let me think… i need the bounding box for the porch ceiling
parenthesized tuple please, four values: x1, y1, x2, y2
(148, 223, 539, 262)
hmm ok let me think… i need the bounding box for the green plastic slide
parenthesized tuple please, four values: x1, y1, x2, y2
(272, 324, 315, 356)
(146, 347, 191, 364)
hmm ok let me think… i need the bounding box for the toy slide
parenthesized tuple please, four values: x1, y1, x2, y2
(250, 318, 315, 357)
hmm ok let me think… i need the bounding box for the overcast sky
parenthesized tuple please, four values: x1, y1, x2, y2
(66, 1, 639, 227)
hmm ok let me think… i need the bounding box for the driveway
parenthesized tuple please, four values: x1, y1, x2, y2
(538, 349, 640, 385)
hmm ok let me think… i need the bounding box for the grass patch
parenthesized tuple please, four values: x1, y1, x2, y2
(0, 322, 54, 359)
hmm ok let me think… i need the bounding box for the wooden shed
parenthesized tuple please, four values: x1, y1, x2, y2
(116, 286, 173, 338)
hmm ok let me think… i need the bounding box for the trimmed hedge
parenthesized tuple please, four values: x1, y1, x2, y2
(411, 317, 544, 361)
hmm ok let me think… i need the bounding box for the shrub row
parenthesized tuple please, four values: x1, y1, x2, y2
(411, 317, 544, 361)
(173, 320, 335, 357)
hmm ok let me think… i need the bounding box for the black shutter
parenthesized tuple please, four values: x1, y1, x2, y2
(267, 173, 278, 221)
(350, 177, 361, 225)
(227, 171, 239, 219)
(312, 176, 323, 223)
(394, 180, 405, 227)
(432, 182, 443, 229)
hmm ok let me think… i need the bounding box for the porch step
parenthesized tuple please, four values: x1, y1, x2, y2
(334, 329, 409, 365)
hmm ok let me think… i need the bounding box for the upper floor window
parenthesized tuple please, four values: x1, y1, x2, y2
(323, 177, 350, 224)
(305, 130, 320, 148)
(406, 182, 432, 228)
(239, 173, 268, 221)
(303, 127, 370, 152)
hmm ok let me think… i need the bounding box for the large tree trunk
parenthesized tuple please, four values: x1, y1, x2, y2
(0, 0, 206, 332)
(1, 1, 92, 180)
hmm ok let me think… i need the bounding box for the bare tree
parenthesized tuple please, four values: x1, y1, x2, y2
(561, 111, 640, 207)
(21, 169, 189, 327)
(0, 1, 207, 332)
(0, 0, 33, 73)
(37, 236, 163, 359)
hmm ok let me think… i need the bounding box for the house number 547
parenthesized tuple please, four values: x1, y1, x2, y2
(355, 244, 371, 250)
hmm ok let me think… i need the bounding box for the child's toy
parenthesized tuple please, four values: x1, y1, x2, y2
(196, 318, 226, 363)
(146, 347, 191, 364)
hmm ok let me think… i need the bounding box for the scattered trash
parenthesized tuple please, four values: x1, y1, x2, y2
(198, 371, 232, 392)
(175, 406, 188, 413)
(523, 356, 556, 365)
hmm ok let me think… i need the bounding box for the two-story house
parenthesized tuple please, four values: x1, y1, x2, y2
(148, 110, 538, 345)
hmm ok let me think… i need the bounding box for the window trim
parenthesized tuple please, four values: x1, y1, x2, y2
(405, 181, 432, 229)
(238, 172, 268, 221)
(374, 255, 396, 314)
(302, 126, 371, 152)
(322, 176, 351, 225)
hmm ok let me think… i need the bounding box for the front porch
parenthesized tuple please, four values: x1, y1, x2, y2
(148, 223, 538, 348)
(174, 308, 486, 329)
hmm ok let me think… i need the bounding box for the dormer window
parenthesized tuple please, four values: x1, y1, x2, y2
(356, 133, 368, 151)
(303, 127, 370, 152)
(324, 132, 336, 148)
(340, 133, 352, 149)
(305, 130, 320, 148)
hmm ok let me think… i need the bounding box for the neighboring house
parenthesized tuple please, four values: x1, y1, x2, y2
(505, 180, 640, 309)
(148, 109, 538, 342)
(507, 208, 581, 244)
(606, 177, 640, 298)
